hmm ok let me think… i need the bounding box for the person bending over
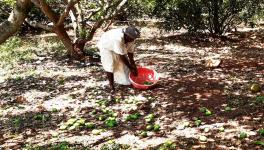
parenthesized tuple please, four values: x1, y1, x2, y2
(97, 26, 140, 94)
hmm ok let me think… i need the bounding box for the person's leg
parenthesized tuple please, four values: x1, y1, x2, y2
(106, 72, 115, 94)
(99, 49, 115, 95)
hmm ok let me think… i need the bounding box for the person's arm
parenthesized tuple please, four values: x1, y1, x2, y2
(119, 54, 138, 76)
(128, 52, 136, 68)
(119, 54, 132, 69)
(127, 52, 138, 76)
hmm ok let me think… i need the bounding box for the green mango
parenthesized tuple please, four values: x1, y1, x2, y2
(199, 135, 207, 142)
(199, 107, 206, 113)
(239, 132, 247, 139)
(92, 129, 101, 135)
(59, 124, 68, 130)
(153, 124, 161, 132)
(146, 125, 154, 131)
(205, 109, 212, 116)
(76, 118, 86, 125)
(195, 119, 202, 126)
(140, 131, 148, 137)
(66, 118, 77, 126)
(219, 127, 225, 132)
(105, 117, 117, 127)
(85, 122, 95, 129)
(225, 107, 232, 112)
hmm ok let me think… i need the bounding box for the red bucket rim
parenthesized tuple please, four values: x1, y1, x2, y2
(129, 67, 159, 88)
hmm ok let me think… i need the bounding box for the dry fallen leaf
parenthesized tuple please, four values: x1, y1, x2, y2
(205, 58, 222, 68)
(15, 96, 28, 104)
(35, 105, 46, 112)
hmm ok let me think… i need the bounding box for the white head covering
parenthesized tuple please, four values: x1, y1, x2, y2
(124, 26, 140, 39)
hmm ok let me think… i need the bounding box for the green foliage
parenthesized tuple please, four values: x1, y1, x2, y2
(254, 141, 264, 147)
(153, 0, 204, 32)
(2, 0, 16, 6)
(105, 117, 118, 127)
(33, 114, 49, 122)
(125, 113, 141, 121)
(42, 142, 71, 150)
(152, 0, 264, 34)
(240, 0, 264, 24)
(143, 81, 153, 85)
(1, 36, 22, 49)
(79, 28, 88, 39)
(27, 1, 65, 28)
(0, 36, 34, 68)
(28, 6, 49, 23)
(85, 2, 97, 9)
(256, 96, 264, 104)
(0, 1, 12, 22)
(117, 0, 156, 20)
(259, 128, 264, 136)
(96, 99, 109, 107)
(12, 116, 23, 128)
(34, 37, 66, 58)
(0, 37, 63, 72)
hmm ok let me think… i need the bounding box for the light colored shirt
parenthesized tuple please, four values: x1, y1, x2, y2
(96, 28, 136, 85)
(97, 28, 135, 55)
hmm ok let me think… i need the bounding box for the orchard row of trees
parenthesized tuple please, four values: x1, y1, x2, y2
(0, 0, 263, 59)
(125, 0, 263, 34)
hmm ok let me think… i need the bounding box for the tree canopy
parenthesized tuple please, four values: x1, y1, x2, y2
(0, 0, 263, 51)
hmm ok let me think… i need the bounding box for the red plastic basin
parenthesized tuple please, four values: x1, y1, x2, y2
(129, 67, 159, 90)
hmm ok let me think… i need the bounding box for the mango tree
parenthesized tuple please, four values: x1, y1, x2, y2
(0, 0, 127, 59)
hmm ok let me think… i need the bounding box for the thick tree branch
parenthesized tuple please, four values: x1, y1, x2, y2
(25, 18, 53, 32)
(31, 0, 74, 55)
(103, 19, 114, 31)
(85, 7, 101, 22)
(0, 0, 32, 44)
(87, 0, 127, 40)
(57, 0, 80, 25)
(31, 0, 59, 23)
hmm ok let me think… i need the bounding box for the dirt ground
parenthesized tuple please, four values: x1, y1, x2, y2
(0, 25, 263, 149)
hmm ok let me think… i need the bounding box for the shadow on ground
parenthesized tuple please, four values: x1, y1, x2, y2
(0, 29, 263, 149)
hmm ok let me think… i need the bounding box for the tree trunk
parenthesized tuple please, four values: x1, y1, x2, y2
(0, 0, 32, 44)
(212, 0, 221, 34)
(53, 25, 74, 56)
